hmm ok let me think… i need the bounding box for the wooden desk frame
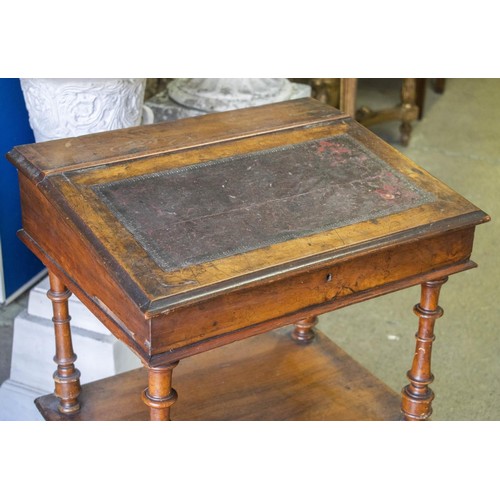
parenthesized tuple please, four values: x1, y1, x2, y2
(7, 98, 489, 421)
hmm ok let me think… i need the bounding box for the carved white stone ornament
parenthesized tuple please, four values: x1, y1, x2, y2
(167, 78, 308, 112)
(20, 78, 151, 142)
(145, 78, 311, 122)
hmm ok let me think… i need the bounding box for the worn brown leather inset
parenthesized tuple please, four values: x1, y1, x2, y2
(95, 135, 434, 272)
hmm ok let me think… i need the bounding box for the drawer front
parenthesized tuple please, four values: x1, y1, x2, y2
(151, 227, 475, 356)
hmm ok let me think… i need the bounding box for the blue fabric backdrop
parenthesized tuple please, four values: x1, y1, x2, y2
(0, 78, 44, 301)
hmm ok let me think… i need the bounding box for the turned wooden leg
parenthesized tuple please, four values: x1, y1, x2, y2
(416, 78, 427, 120)
(142, 362, 179, 421)
(291, 315, 318, 344)
(433, 78, 446, 94)
(47, 271, 81, 414)
(400, 78, 418, 146)
(401, 277, 448, 421)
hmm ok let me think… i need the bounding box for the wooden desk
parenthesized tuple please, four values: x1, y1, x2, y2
(7, 98, 489, 421)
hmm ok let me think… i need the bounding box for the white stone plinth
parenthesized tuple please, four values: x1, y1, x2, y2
(0, 278, 141, 420)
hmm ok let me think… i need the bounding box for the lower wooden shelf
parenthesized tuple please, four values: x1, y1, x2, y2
(35, 328, 403, 421)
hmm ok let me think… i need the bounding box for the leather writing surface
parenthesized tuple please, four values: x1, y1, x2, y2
(95, 135, 435, 272)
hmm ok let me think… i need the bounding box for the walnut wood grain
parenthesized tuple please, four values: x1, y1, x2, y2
(8, 98, 346, 181)
(17, 176, 151, 361)
(35, 328, 402, 421)
(401, 278, 448, 420)
(142, 362, 179, 421)
(47, 272, 81, 414)
(6, 98, 489, 421)
(292, 316, 318, 344)
(10, 101, 487, 322)
(148, 227, 476, 358)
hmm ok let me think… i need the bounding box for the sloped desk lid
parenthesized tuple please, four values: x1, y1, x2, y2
(8, 98, 489, 315)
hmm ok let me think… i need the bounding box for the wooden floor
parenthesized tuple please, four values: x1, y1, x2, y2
(35, 327, 403, 421)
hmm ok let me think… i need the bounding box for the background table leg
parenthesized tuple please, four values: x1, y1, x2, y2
(401, 277, 448, 420)
(291, 316, 318, 344)
(400, 78, 418, 146)
(47, 271, 81, 414)
(142, 362, 179, 420)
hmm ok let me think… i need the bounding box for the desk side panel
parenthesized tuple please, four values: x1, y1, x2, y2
(18, 174, 151, 361)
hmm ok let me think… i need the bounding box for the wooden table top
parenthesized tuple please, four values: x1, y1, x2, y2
(8, 98, 489, 364)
